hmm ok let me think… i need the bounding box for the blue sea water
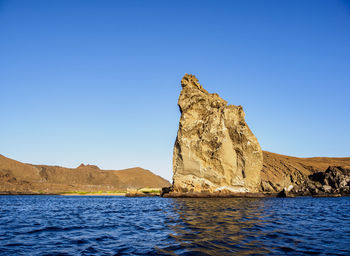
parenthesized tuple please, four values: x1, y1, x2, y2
(0, 196, 349, 255)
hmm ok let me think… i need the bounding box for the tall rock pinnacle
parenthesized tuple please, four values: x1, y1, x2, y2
(170, 74, 263, 196)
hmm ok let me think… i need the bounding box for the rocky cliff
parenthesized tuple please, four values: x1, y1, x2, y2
(163, 74, 350, 198)
(261, 151, 350, 196)
(169, 74, 263, 196)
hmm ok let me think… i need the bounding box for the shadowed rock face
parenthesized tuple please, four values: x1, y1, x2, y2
(261, 151, 350, 196)
(171, 74, 263, 194)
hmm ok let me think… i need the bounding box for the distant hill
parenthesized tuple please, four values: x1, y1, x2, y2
(0, 154, 170, 194)
(3, 152, 349, 195)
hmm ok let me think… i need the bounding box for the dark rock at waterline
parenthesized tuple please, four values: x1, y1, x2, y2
(162, 191, 271, 198)
(309, 166, 350, 195)
(261, 152, 350, 194)
(286, 166, 350, 197)
(161, 187, 172, 197)
(277, 189, 287, 198)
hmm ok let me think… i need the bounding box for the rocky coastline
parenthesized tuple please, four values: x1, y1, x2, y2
(1, 74, 349, 198)
(162, 163, 350, 198)
(162, 74, 350, 198)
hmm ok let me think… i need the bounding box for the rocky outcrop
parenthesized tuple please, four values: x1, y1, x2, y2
(163, 74, 350, 198)
(167, 74, 263, 196)
(309, 166, 350, 193)
(299, 166, 350, 196)
(261, 151, 350, 197)
(77, 164, 100, 170)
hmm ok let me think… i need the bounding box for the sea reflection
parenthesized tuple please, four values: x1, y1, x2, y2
(158, 198, 271, 255)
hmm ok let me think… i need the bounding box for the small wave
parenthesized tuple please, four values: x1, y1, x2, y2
(0, 196, 349, 255)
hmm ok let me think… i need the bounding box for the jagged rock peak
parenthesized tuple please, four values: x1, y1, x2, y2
(77, 163, 100, 170)
(168, 74, 263, 196)
(181, 74, 204, 90)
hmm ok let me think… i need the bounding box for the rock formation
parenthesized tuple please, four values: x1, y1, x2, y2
(169, 74, 263, 196)
(261, 151, 350, 196)
(294, 166, 350, 196)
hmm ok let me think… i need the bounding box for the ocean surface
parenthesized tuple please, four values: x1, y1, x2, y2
(0, 196, 349, 255)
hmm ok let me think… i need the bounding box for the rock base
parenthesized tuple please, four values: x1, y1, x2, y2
(162, 190, 276, 198)
(161, 186, 349, 198)
(125, 192, 159, 197)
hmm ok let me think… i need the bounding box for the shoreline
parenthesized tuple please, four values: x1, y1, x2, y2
(0, 192, 348, 198)
(0, 188, 162, 196)
(60, 193, 126, 196)
(0, 193, 126, 196)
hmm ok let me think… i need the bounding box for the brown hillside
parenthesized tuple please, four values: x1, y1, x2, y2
(0, 154, 170, 194)
(261, 151, 350, 192)
(2, 152, 349, 195)
(110, 168, 171, 189)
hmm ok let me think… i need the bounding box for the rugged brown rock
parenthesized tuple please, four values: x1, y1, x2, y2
(308, 166, 350, 195)
(163, 74, 350, 198)
(0, 154, 170, 194)
(169, 74, 263, 196)
(261, 151, 350, 196)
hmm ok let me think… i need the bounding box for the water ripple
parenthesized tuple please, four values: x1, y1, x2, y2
(0, 196, 349, 255)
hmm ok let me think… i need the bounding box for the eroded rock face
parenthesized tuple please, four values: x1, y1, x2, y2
(260, 152, 350, 196)
(171, 74, 263, 195)
(305, 166, 350, 195)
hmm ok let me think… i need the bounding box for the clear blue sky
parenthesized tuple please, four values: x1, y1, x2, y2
(1, 0, 349, 181)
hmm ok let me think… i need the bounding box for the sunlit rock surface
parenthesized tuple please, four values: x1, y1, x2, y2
(168, 74, 263, 196)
